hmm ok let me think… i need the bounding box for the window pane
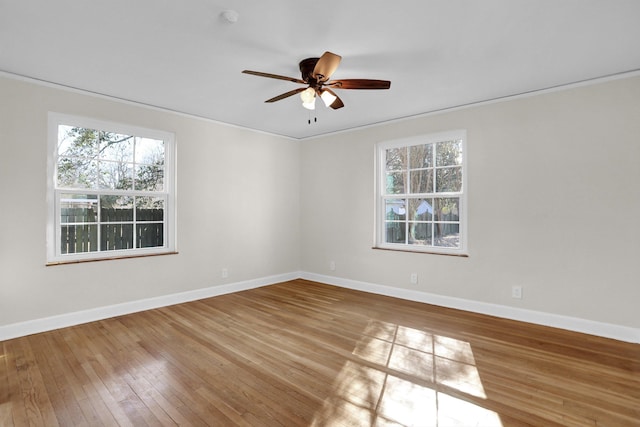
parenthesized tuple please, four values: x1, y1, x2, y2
(409, 169, 433, 194)
(60, 224, 98, 254)
(409, 223, 432, 245)
(385, 223, 405, 244)
(98, 160, 133, 190)
(137, 224, 164, 248)
(57, 125, 79, 156)
(409, 198, 433, 221)
(136, 197, 165, 221)
(385, 199, 406, 220)
(57, 126, 98, 158)
(60, 194, 98, 224)
(100, 196, 133, 222)
(99, 133, 134, 162)
(386, 147, 406, 171)
(385, 171, 406, 194)
(135, 164, 164, 191)
(101, 224, 134, 251)
(57, 157, 98, 189)
(409, 144, 433, 169)
(436, 167, 462, 192)
(135, 138, 165, 165)
(434, 198, 460, 221)
(436, 140, 462, 166)
(435, 223, 460, 248)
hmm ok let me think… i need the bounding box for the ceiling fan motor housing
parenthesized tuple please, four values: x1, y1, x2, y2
(299, 57, 320, 84)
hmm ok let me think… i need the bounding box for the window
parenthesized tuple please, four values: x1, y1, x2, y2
(47, 113, 175, 263)
(375, 131, 467, 255)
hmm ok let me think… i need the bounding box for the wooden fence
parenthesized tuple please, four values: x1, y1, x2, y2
(60, 208, 163, 254)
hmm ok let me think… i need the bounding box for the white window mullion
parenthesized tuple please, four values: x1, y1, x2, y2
(96, 193, 101, 253)
(54, 191, 61, 257)
(132, 196, 137, 250)
(432, 145, 437, 195)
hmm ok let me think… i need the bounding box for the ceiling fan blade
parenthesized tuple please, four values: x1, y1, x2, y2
(324, 88, 344, 109)
(327, 79, 391, 90)
(242, 70, 305, 84)
(312, 52, 342, 82)
(265, 87, 307, 103)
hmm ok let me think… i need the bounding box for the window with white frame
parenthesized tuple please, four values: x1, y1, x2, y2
(47, 113, 176, 263)
(375, 131, 467, 255)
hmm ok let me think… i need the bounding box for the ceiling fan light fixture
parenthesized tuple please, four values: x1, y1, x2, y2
(300, 87, 316, 110)
(320, 90, 337, 108)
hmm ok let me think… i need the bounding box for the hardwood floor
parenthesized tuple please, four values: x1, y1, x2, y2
(1, 279, 638, 426)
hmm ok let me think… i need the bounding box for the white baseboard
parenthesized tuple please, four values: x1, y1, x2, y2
(300, 272, 640, 344)
(2, 271, 638, 344)
(0, 271, 300, 341)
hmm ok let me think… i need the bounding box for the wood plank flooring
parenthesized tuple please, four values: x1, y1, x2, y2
(1, 279, 638, 426)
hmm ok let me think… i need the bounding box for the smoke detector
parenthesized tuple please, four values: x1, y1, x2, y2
(220, 10, 239, 23)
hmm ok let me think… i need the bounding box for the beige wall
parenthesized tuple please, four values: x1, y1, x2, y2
(0, 76, 301, 326)
(300, 75, 640, 329)
(1, 73, 639, 333)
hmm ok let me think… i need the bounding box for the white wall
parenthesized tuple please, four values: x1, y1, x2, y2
(0, 76, 300, 327)
(300, 75, 640, 330)
(1, 73, 639, 339)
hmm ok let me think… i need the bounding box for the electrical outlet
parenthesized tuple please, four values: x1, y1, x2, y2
(512, 285, 523, 299)
(410, 273, 418, 284)
(221, 268, 229, 278)
(329, 261, 336, 271)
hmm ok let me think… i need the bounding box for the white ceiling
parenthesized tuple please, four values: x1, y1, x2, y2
(2, 1, 640, 139)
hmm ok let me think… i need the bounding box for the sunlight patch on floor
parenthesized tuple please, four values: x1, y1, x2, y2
(311, 321, 502, 426)
(437, 393, 503, 426)
(378, 375, 438, 424)
(0, 402, 13, 427)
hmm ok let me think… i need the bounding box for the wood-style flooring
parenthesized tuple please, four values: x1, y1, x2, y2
(1, 279, 638, 426)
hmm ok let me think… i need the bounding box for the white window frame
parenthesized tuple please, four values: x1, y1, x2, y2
(374, 130, 468, 256)
(46, 113, 176, 264)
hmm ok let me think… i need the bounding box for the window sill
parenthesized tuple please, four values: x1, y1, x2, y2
(372, 246, 469, 257)
(46, 251, 179, 266)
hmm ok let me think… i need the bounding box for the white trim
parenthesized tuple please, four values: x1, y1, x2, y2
(299, 69, 640, 140)
(1, 271, 637, 344)
(0, 272, 300, 341)
(375, 131, 468, 256)
(0, 70, 297, 141)
(300, 272, 640, 344)
(46, 112, 177, 263)
(2, 69, 640, 141)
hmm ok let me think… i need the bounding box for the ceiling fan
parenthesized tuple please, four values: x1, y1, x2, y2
(242, 51, 391, 110)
